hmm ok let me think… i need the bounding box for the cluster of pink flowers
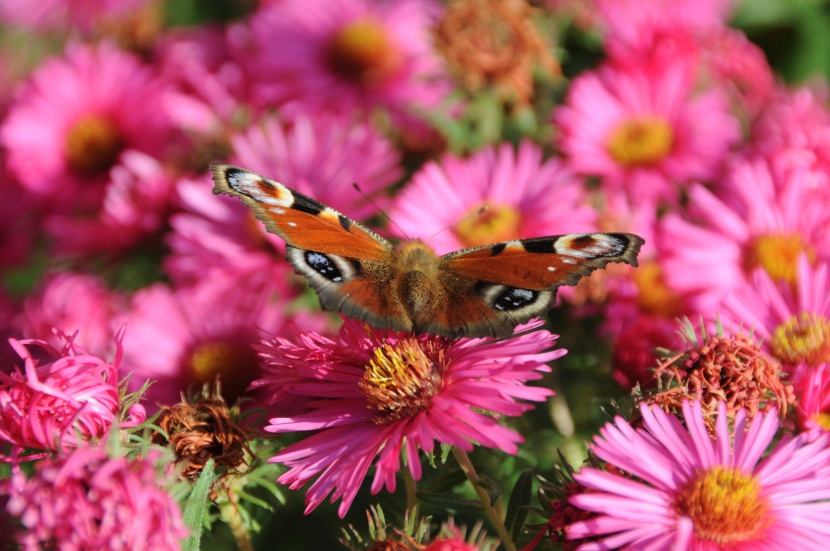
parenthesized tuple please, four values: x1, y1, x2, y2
(2, 0, 830, 549)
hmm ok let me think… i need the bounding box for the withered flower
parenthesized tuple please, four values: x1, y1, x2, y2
(154, 391, 253, 480)
(433, 0, 559, 105)
(654, 328, 794, 420)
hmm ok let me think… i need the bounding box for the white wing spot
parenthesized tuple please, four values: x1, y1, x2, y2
(547, 266, 556, 271)
(288, 221, 297, 227)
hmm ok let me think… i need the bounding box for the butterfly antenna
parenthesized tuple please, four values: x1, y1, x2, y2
(423, 204, 488, 244)
(352, 182, 410, 239)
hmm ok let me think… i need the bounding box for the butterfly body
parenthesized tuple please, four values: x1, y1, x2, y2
(211, 163, 644, 338)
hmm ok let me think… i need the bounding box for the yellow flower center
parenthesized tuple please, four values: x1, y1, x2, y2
(770, 312, 830, 366)
(632, 262, 683, 318)
(323, 18, 402, 86)
(607, 115, 674, 167)
(673, 466, 771, 545)
(454, 202, 521, 248)
(64, 114, 124, 176)
(811, 412, 830, 431)
(745, 233, 815, 286)
(358, 339, 444, 425)
(188, 339, 259, 404)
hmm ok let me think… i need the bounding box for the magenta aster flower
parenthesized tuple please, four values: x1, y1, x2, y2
(243, 0, 449, 115)
(3, 447, 186, 550)
(0, 331, 141, 455)
(14, 271, 125, 358)
(720, 255, 830, 381)
(555, 62, 740, 207)
(568, 400, 830, 549)
(389, 141, 597, 255)
(659, 158, 830, 312)
(258, 318, 562, 517)
(230, 112, 403, 220)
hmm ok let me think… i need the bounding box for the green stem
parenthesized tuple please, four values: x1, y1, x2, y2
(452, 447, 516, 551)
(218, 497, 254, 551)
(402, 463, 418, 512)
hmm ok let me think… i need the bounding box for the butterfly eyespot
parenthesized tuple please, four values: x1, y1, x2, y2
(493, 288, 538, 311)
(305, 252, 344, 282)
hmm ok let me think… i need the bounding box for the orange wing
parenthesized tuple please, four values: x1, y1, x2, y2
(441, 233, 644, 290)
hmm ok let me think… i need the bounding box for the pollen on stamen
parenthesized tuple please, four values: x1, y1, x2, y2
(770, 312, 830, 366)
(607, 115, 674, 167)
(673, 466, 772, 545)
(358, 339, 444, 425)
(454, 202, 521, 248)
(745, 233, 816, 285)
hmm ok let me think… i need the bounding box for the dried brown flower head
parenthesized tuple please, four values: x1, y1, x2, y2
(655, 329, 794, 420)
(154, 393, 253, 480)
(434, 0, 560, 104)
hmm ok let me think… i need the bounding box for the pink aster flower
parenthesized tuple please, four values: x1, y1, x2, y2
(593, 0, 736, 43)
(3, 447, 186, 550)
(1, 42, 175, 256)
(47, 151, 174, 256)
(568, 400, 830, 549)
(14, 271, 126, 358)
(794, 366, 830, 434)
(720, 255, 830, 381)
(1, 42, 171, 211)
(230, 112, 403, 220)
(258, 318, 562, 517)
(117, 283, 318, 410)
(750, 85, 830, 196)
(0, 330, 143, 456)
(555, 62, 740, 207)
(659, 158, 830, 312)
(243, 0, 449, 116)
(0, 0, 148, 33)
(389, 141, 597, 256)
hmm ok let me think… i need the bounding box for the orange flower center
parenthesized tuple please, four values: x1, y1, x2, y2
(323, 18, 402, 86)
(64, 114, 124, 176)
(770, 312, 830, 367)
(188, 339, 259, 404)
(673, 466, 771, 545)
(358, 339, 444, 424)
(632, 262, 683, 318)
(745, 233, 815, 285)
(454, 203, 521, 248)
(607, 116, 674, 167)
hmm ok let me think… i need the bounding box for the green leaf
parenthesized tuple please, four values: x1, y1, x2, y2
(415, 492, 483, 513)
(182, 459, 216, 551)
(505, 470, 534, 541)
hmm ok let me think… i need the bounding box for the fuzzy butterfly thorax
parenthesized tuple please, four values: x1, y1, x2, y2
(211, 163, 645, 338)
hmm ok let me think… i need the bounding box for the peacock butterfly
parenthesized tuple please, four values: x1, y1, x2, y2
(211, 163, 644, 338)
